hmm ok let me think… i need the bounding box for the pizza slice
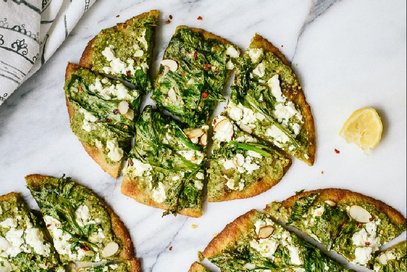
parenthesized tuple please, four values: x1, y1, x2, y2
(207, 115, 291, 201)
(372, 241, 406, 272)
(0, 192, 64, 272)
(80, 10, 159, 92)
(201, 210, 348, 271)
(152, 26, 240, 127)
(265, 189, 406, 267)
(26, 174, 139, 269)
(121, 106, 207, 217)
(65, 63, 142, 178)
(226, 34, 315, 165)
(188, 262, 211, 272)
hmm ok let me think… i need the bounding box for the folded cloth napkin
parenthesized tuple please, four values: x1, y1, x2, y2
(0, 0, 96, 106)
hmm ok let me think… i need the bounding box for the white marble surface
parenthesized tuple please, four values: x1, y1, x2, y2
(0, 0, 406, 271)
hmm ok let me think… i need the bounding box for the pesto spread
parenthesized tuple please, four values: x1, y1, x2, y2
(124, 106, 206, 215)
(226, 42, 312, 162)
(76, 261, 133, 272)
(65, 66, 141, 164)
(209, 211, 347, 271)
(152, 27, 240, 127)
(88, 11, 158, 91)
(207, 115, 290, 200)
(373, 241, 406, 272)
(267, 193, 406, 267)
(27, 176, 124, 264)
(0, 193, 63, 272)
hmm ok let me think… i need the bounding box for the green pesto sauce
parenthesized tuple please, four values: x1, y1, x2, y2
(89, 13, 158, 91)
(77, 262, 131, 272)
(228, 45, 311, 161)
(209, 212, 346, 272)
(125, 106, 205, 215)
(0, 195, 63, 271)
(207, 123, 290, 199)
(152, 27, 238, 127)
(27, 176, 122, 264)
(373, 241, 407, 272)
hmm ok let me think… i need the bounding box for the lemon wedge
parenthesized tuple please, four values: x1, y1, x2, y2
(340, 107, 383, 150)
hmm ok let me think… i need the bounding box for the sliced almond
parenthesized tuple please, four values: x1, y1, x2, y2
(325, 200, 336, 207)
(213, 118, 234, 142)
(124, 109, 135, 120)
(186, 128, 205, 139)
(102, 241, 119, 258)
(161, 59, 178, 72)
(258, 225, 274, 239)
(200, 133, 207, 146)
(348, 205, 372, 223)
(118, 101, 129, 115)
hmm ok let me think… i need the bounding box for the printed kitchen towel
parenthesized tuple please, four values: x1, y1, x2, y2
(0, 0, 96, 106)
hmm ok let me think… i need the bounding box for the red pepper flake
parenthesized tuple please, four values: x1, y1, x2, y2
(193, 51, 198, 60)
(334, 148, 340, 154)
(201, 91, 209, 99)
(80, 244, 90, 251)
(197, 16, 203, 20)
(365, 242, 371, 246)
(203, 63, 211, 70)
(105, 118, 112, 123)
(169, 15, 173, 20)
(169, 246, 173, 251)
(113, 109, 119, 114)
(126, 70, 132, 77)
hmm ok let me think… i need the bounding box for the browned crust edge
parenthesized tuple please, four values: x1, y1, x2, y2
(207, 158, 292, 202)
(202, 209, 258, 259)
(79, 10, 160, 69)
(188, 261, 210, 272)
(265, 188, 406, 226)
(121, 176, 203, 218)
(0, 192, 21, 202)
(25, 174, 137, 261)
(250, 33, 316, 166)
(176, 25, 235, 47)
(65, 63, 122, 179)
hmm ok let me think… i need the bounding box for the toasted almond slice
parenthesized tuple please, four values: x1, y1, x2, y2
(118, 101, 129, 115)
(349, 205, 372, 223)
(325, 200, 336, 207)
(258, 225, 274, 239)
(102, 241, 119, 258)
(161, 59, 178, 72)
(186, 128, 205, 139)
(200, 133, 207, 146)
(213, 118, 234, 142)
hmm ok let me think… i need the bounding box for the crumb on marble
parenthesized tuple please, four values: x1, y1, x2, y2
(192, 223, 198, 229)
(321, 170, 324, 174)
(197, 16, 203, 20)
(169, 245, 173, 251)
(116, 15, 120, 18)
(334, 148, 341, 154)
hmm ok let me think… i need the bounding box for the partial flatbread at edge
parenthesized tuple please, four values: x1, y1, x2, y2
(25, 174, 140, 272)
(372, 240, 406, 271)
(265, 188, 406, 267)
(188, 262, 211, 272)
(226, 34, 316, 165)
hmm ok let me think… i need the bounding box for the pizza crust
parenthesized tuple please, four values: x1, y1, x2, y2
(188, 261, 211, 272)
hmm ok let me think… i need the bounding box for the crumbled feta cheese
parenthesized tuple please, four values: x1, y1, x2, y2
(75, 205, 91, 227)
(268, 74, 284, 102)
(226, 46, 240, 58)
(351, 220, 380, 265)
(196, 172, 205, 180)
(247, 150, 262, 159)
(4, 229, 24, 257)
(0, 218, 16, 229)
(194, 179, 204, 190)
(152, 182, 166, 203)
(377, 251, 396, 265)
(247, 48, 264, 63)
(312, 206, 325, 217)
(134, 49, 144, 57)
(265, 125, 290, 145)
(25, 228, 51, 256)
(102, 46, 136, 76)
(178, 150, 204, 164)
(130, 158, 153, 177)
(225, 178, 245, 191)
(213, 117, 234, 142)
(79, 108, 98, 132)
(250, 238, 279, 259)
(106, 139, 124, 162)
(226, 60, 234, 70)
(252, 62, 266, 78)
(137, 29, 148, 49)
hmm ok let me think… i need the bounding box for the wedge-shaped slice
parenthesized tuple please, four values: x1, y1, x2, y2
(372, 241, 406, 271)
(0, 193, 64, 272)
(80, 10, 159, 91)
(188, 262, 211, 272)
(122, 106, 207, 217)
(207, 115, 291, 201)
(226, 34, 315, 165)
(26, 174, 138, 269)
(202, 210, 348, 271)
(152, 26, 240, 127)
(65, 63, 142, 178)
(265, 189, 406, 267)
(73, 258, 141, 272)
